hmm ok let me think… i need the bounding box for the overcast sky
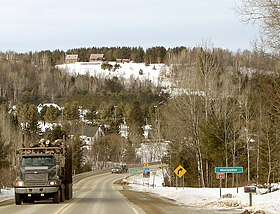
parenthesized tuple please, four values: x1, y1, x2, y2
(0, 0, 257, 53)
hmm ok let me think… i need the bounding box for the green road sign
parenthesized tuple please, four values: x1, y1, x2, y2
(215, 167, 243, 173)
(129, 168, 138, 174)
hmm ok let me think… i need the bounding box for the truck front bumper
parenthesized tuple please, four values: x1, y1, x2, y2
(15, 186, 59, 194)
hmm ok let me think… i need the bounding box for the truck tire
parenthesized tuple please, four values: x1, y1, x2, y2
(60, 184, 65, 202)
(15, 193, 22, 205)
(65, 183, 73, 200)
(53, 190, 60, 204)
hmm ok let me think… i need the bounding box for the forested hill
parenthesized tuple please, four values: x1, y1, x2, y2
(0, 46, 277, 134)
(0, 46, 276, 108)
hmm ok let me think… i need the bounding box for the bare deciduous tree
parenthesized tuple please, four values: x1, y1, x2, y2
(237, 0, 280, 55)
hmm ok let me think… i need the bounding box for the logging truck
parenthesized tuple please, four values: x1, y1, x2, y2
(14, 139, 73, 205)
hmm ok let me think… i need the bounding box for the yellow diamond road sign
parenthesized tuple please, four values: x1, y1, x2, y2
(174, 165, 186, 178)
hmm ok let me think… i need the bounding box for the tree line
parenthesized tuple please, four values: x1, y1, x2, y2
(1, 46, 276, 68)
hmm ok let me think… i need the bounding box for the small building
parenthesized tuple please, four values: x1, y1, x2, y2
(89, 54, 104, 62)
(119, 119, 129, 139)
(116, 58, 131, 64)
(65, 54, 79, 64)
(143, 124, 152, 139)
(79, 126, 105, 150)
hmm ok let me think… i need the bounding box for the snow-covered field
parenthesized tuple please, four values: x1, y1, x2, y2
(56, 62, 171, 88)
(124, 167, 280, 214)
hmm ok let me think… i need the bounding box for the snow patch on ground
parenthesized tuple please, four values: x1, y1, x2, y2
(125, 167, 280, 214)
(0, 188, 14, 202)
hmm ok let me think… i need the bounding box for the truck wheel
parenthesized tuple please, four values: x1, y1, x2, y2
(15, 193, 22, 205)
(53, 190, 60, 204)
(60, 184, 65, 202)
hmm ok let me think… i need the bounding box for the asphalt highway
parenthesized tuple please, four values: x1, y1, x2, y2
(0, 171, 243, 214)
(0, 172, 141, 214)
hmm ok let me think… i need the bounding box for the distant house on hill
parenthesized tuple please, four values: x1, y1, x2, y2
(119, 119, 129, 139)
(89, 54, 104, 62)
(79, 126, 105, 150)
(65, 54, 79, 64)
(143, 124, 152, 139)
(116, 58, 131, 64)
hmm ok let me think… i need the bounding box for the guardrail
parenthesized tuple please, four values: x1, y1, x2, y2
(73, 169, 110, 183)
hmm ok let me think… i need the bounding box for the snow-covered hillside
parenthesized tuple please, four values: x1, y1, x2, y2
(56, 62, 171, 88)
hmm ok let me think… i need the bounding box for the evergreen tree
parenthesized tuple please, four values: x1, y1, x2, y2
(128, 100, 144, 126)
(63, 102, 79, 121)
(72, 137, 84, 174)
(0, 129, 10, 166)
(26, 104, 39, 133)
(47, 126, 67, 142)
(104, 77, 124, 94)
(17, 104, 39, 134)
(84, 104, 97, 121)
(201, 118, 227, 164)
(44, 106, 61, 122)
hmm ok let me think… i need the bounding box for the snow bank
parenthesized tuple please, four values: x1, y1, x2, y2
(0, 188, 14, 202)
(126, 167, 280, 214)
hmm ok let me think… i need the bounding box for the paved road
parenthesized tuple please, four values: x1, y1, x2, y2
(0, 172, 141, 214)
(0, 172, 243, 214)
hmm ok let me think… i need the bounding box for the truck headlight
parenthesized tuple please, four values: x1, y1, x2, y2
(15, 180, 24, 187)
(49, 180, 59, 186)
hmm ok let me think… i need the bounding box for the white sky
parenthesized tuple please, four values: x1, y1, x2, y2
(0, 0, 257, 53)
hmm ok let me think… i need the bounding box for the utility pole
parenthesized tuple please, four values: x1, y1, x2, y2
(245, 128, 250, 184)
(154, 104, 164, 177)
(256, 135, 260, 184)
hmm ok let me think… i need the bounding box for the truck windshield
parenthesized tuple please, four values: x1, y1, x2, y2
(21, 156, 55, 167)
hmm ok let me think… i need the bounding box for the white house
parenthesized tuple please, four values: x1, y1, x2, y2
(119, 119, 129, 139)
(79, 126, 105, 150)
(143, 124, 152, 139)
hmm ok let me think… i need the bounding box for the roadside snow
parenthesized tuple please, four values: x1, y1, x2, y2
(0, 188, 14, 202)
(125, 167, 280, 214)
